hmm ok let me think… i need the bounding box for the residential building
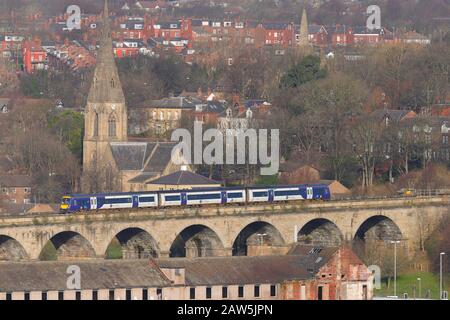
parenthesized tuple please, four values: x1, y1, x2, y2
(399, 31, 431, 45)
(0, 34, 24, 59)
(353, 27, 386, 45)
(131, 96, 198, 136)
(0, 175, 32, 204)
(278, 163, 321, 185)
(22, 40, 47, 73)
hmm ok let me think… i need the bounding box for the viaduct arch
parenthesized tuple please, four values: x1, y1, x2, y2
(0, 197, 447, 261)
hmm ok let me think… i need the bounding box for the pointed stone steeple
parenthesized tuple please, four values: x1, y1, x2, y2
(298, 8, 309, 47)
(87, 0, 125, 104)
(83, 0, 128, 182)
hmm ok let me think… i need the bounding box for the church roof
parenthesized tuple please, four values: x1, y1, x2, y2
(87, 0, 125, 104)
(147, 170, 221, 186)
(110, 142, 149, 171)
(110, 142, 178, 173)
(143, 143, 175, 173)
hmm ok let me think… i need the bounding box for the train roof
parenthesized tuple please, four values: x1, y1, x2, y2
(64, 184, 330, 197)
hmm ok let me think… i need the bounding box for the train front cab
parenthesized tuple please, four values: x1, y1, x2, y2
(60, 196, 71, 213)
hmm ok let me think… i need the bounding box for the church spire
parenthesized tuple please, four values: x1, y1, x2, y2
(298, 8, 309, 47)
(87, 0, 125, 104)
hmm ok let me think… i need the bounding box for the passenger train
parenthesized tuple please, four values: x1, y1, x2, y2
(59, 184, 331, 214)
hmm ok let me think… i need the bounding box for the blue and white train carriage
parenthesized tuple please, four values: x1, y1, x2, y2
(60, 184, 330, 213)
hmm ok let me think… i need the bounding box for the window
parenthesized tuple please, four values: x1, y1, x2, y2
(109, 290, 115, 300)
(222, 287, 228, 299)
(254, 285, 260, 298)
(75, 291, 81, 300)
(58, 291, 64, 300)
(206, 287, 212, 299)
(126, 289, 132, 300)
(270, 285, 277, 297)
(157, 288, 162, 300)
(443, 135, 449, 145)
(165, 195, 181, 202)
(92, 290, 98, 300)
(93, 112, 99, 137)
(142, 289, 148, 300)
(227, 192, 243, 199)
(238, 286, 244, 298)
(24, 292, 30, 300)
(42, 292, 47, 300)
(190, 288, 196, 300)
(6, 293, 12, 300)
(160, 111, 164, 120)
(108, 114, 117, 137)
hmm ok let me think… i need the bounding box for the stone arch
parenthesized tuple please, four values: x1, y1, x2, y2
(297, 218, 343, 247)
(0, 235, 28, 261)
(354, 215, 403, 242)
(169, 225, 225, 258)
(106, 227, 160, 259)
(39, 231, 96, 261)
(232, 221, 285, 256)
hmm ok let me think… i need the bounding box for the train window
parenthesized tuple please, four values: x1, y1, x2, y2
(104, 197, 132, 204)
(139, 196, 155, 202)
(227, 192, 243, 199)
(165, 195, 181, 201)
(274, 190, 300, 197)
(253, 191, 268, 197)
(187, 193, 221, 200)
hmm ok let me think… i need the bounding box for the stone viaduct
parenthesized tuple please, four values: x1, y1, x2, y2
(0, 197, 449, 261)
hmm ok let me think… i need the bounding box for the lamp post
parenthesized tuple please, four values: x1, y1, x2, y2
(440, 252, 445, 300)
(390, 240, 401, 298)
(417, 278, 421, 299)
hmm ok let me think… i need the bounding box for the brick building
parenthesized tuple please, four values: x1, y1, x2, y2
(0, 175, 32, 204)
(22, 40, 47, 73)
(0, 246, 373, 300)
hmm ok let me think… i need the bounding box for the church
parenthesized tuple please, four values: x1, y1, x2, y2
(82, 1, 187, 193)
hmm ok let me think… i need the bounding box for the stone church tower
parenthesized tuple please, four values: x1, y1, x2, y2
(83, 0, 127, 189)
(81, 0, 189, 193)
